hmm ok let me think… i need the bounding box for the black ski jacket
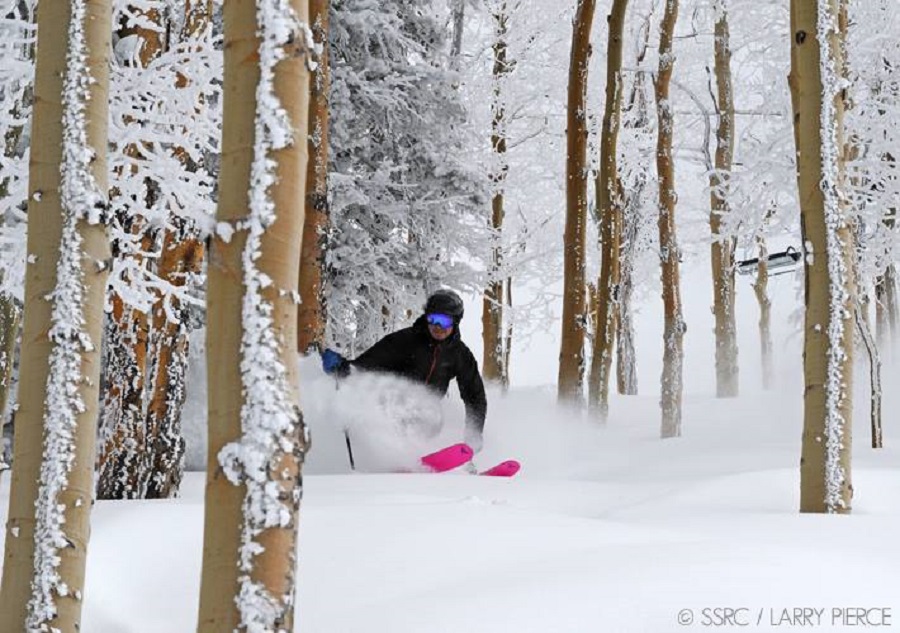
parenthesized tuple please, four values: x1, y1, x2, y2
(350, 316, 487, 433)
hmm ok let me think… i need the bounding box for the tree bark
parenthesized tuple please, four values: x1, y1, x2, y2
(588, 0, 628, 420)
(875, 260, 898, 359)
(887, 260, 899, 348)
(197, 0, 311, 627)
(97, 0, 210, 500)
(297, 0, 330, 353)
(96, 292, 150, 499)
(752, 235, 774, 389)
(710, 0, 739, 397)
(143, 226, 204, 498)
(559, 0, 596, 405)
(483, 2, 510, 386)
(0, 0, 35, 196)
(838, 10, 876, 451)
(450, 0, 466, 64)
(0, 294, 21, 454)
(0, 5, 31, 448)
(95, 3, 165, 500)
(616, 215, 638, 395)
(616, 29, 652, 398)
(875, 210, 898, 359)
(655, 0, 685, 438)
(502, 277, 513, 389)
(0, 0, 111, 627)
(143, 0, 211, 499)
(854, 299, 882, 448)
(790, 0, 854, 513)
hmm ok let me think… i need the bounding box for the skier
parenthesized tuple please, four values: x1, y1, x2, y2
(321, 289, 487, 452)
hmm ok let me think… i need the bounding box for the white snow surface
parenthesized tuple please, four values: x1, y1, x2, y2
(3, 355, 899, 632)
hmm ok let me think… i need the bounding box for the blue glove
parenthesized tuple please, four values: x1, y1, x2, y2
(321, 348, 348, 376)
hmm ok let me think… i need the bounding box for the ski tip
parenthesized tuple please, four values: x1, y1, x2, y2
(420, 442, 475, 472)
(480, 460, 520, 477)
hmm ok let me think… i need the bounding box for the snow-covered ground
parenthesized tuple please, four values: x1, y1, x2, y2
(2, 357, 898, 632)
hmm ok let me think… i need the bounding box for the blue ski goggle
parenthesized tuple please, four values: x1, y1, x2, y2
(426, 313, 455, 329)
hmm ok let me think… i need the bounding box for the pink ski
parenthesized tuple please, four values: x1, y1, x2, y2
(420, 443, 474, 472)
(479, 460, 520, 477)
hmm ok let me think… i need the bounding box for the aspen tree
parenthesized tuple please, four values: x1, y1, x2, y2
(297, 0, 330, 353)
(874, 248, 898, 356)
(588, 0, 628, 419)
(709, 0, 739, 397)
(0, 0, 111, 628)
(197, 0, 311, 627)
(655, 0, 685, 438)
(559, 0, 596, 405)
(615, 20, 653, 398)
(483, 1, 512, 387)
(752, 233, 774, 388)
(789, 0, 854, 513)
(839, 0, 881, 450)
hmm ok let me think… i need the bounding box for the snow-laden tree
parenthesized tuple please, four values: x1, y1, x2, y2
(845, 0, 900, 357)
(0, 0, 33, 276)
(790, 0, 854, 514)
(0, 0, 34, 459)
(0, 0, 112, 627)
(833, 0, 900, 447)
(558, 0, 596, 406)
(297, 0, 331, 355)
(707, 0, 739, 398)
(703, 0, 797, 390)
(459, 1, 574, 385)
(613, 2, 659, 396)
(588, 0, 629, 419)
(481, 0, 512, 388)
(197, 0, 311, 627)
(96, 0, 220, 499)
(326, 0, 489, 353)
(655, 0, 686, 438)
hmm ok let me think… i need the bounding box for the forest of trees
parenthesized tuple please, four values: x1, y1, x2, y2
(0, 0, 898, 628)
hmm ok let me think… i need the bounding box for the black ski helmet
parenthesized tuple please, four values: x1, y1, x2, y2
(425, 289, 465, 322)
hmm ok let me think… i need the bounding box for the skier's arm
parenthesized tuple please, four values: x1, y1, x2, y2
(350, 331, 410, 374)
(456, 347, 487, 434)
